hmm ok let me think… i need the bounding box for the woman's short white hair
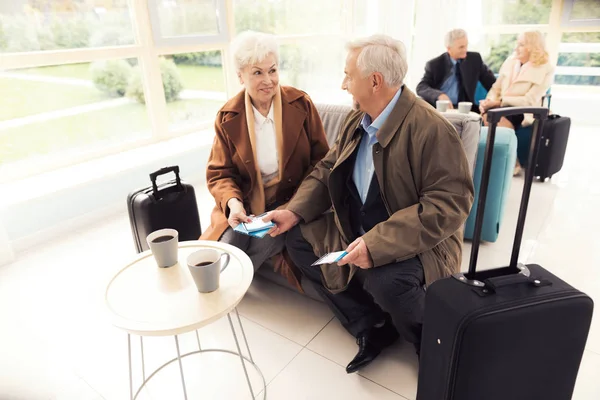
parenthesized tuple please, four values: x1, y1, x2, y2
(231, 31, 279, 72)
(445, 29, 468, 48)
(346, 34, 408, 87)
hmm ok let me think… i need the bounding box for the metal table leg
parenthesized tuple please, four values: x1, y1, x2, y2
(128, 334, 133, 400)
(228, 312, 256, 399)
(128, 316, 265, 400)
(174, 335, 189, 400)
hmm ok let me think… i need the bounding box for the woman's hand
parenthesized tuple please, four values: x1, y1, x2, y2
(479, 99, 501, 114)
(227, 198, 251, 229)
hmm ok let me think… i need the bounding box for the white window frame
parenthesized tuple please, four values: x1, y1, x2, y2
(4, 0, 596, 183)
(561, 0, 600, 28)
(478, 0, 600, 74)
(146, 0, 230, 47)
(0, 0, 233, 182)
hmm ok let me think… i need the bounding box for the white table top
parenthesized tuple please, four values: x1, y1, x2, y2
(105, 241, 253, 337)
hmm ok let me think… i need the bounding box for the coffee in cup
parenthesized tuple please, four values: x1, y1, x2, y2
(146, 228, 178, 268)
(151, 235, 174, 243)
(187, 248, 230, 293)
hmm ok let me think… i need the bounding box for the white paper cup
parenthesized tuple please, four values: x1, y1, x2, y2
(436, 100, 451, 112)
(146, 228, 178, 268)
(187, 248, 230, 293)
(458, 101, 473, 114)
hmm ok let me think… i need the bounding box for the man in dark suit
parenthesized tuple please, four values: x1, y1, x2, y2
(417, 29, 496, 112)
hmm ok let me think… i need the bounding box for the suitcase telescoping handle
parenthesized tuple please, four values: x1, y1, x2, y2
(467, 107, 549, 278)
(149, 166, 182, 195)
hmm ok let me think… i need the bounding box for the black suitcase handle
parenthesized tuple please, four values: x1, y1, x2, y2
(150, 166, 183, 195)
(483, 273, 550, 293)
(468, 107, 549, 277)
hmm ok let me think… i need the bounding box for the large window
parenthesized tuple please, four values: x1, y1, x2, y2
(232, 0, 351, 103)
(0, 58, 150, 173)
(160, 51, 227, 131)
(1, 0, 599, 182)
(562, 0, 600, 26)
(0, 0, 134, 53)
(482, 0, 552, 25)
(556, 32, 600, 86)
(279, 38, 347, 103)
(233, 0, 345, 36)
(478, 34, 518, 73)
(147, 0, 227, 45)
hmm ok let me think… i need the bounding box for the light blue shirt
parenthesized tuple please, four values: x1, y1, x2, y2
(352, 87, 402, 204)
(440, 56, 459, 105)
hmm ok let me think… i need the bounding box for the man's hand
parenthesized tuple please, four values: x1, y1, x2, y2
(338, 237, 373, 269)
(227, 198, 251, 229)
(437, 93, 454, 109)
(262, 209, 301, 237)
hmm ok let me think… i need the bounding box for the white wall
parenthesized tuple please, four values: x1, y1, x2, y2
(1, 136, 212, 255)
(0, 217, 15, 266)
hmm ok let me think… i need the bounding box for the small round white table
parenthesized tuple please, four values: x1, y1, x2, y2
(105, 240, 265, 400)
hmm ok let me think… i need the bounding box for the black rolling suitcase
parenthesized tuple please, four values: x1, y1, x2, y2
(534, 114, 571, 182)
(416, 107, 593, 400)
(127, 166, 201, 253)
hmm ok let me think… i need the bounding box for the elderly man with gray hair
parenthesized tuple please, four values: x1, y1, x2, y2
(264, 34, 474, 372)
(417, 28, 496, 112)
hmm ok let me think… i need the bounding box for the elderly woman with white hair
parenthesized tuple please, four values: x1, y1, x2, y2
(480, 30, 554, 175)
(200, 31, 329, 286)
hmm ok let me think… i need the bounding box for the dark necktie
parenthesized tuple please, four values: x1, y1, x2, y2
(455, 61, 463, 103)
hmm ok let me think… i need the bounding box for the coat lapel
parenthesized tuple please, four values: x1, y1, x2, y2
(219, 91, 257, 188)
(376, 86, 417, 149)
(280, 101, 306, 172)
(280, 87, 307, 173)
(334, 131, 362, 169)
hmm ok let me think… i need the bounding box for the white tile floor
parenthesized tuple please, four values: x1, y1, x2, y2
(1, 123, 599, 400)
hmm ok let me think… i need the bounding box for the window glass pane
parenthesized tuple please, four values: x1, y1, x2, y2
(0, 58, 150, 178)
(570, 0, 600, 21)
(233, 0, 344, 36)
(477, 34, 518, 74)
(152, 52, 226, 131)
(279, 38, 348, 104)
(0, 0, 134, 53)
(481, 0, 551, 25)
(556, 32, 600, 86)
(154, 0, 220, 37)
(562, 32, 600, 43)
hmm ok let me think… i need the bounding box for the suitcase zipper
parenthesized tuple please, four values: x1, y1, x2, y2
(445, 291, 587, 399)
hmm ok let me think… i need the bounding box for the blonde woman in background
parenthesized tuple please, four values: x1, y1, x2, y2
(480, 30, 554, 175)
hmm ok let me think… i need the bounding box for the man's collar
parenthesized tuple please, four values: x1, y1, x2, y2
(350, 86, 418, 148)
(446, 53, 459, 65)
(360, 87, 403, 134)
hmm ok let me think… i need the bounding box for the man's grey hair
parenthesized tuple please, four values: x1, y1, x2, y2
(231, 31, 279, 72)
(346, 34, 408, 87)
(445, 29, 468, 48)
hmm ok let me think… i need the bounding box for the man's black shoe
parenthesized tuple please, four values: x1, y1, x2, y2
(345, 323, 399, 373)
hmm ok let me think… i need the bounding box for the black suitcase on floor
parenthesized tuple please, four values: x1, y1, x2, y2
(127, 166, 201, 253)
(416, 107, 593, 400)
(534, 114, 571, 181)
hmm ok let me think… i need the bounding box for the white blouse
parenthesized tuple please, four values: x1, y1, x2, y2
(251, 103, 279, 183)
